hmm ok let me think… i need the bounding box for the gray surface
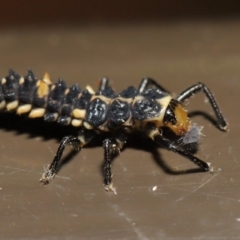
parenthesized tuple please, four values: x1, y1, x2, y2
(0, 20, 239, 239)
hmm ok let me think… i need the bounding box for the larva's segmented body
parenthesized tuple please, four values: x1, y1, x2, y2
(1, 70, 228, 194)
(0, 70, 170, 132)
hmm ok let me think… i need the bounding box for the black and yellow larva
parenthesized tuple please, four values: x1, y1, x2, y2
(1, 69, 228, 194)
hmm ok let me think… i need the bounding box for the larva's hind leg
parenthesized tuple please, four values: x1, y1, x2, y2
(40, 136, 80, 184)
(40, 129, 95, 184)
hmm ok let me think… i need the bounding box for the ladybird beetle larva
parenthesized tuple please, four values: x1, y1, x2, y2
(0, 70, 228, 194)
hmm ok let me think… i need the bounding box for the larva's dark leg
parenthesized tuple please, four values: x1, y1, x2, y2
(138, 77, 169, 94)
(103, 131, 127, 194)
(176, 82, 228, 131)
(40, 129, 95, 184)
(103, 139, 114, 192)
(40, 136, 81, 184)
(152, 132, 210, 171)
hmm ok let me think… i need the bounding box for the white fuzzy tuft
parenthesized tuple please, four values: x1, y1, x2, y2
(182, 125, 203, 145)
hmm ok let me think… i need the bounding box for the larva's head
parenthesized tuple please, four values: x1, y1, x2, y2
(163, 99, 190, 136)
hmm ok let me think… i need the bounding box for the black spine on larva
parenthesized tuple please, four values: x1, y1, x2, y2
(96, 86, 117, 98)
(58, 84, 81, 125)
(74, 89, 92, 109)
(18, 70, 38, 104)
(44, 78, 67, 122)
(2, 69, 21, 102)
(47, 79, 67, 113)
(119, 86, 137, 98)
(61, 84, 81, 115)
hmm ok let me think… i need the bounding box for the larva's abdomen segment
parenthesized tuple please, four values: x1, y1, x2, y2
(0, 70, 21, 111)
(44, 78, 68, 122)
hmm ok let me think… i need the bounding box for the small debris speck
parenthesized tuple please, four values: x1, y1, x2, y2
(152, 186, 158, 191)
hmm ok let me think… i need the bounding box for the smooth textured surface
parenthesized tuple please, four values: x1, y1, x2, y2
(0, 20, 239, 239)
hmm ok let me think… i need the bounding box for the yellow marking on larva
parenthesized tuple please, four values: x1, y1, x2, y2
(85, 85, 95, 94)
(0, 100, 6, 110)
(6, 100, 19, 111)
(122, 115, 133, 127)
(90, 95, 111, 104)
(83, 121, 93, 130)
(1, 78, 6, 85)
(71, 119, 82, 127)
(65, 88, 70, 95)
(158, 95, 172, 108)
(36, 80, 50, 98)
(43, 72, 52, 85)
(78, 135, 87, 146)
(51, 85, 56, 91)
(148, 129, 160, 140)
(167, 104, 190, 136)
(19, 77, 24, 85)
(131, 95, 144, 104)
(117, 97, 133, 103)
(97, 124, 110, 132)
(17, 104, 32, 115)
(29, 108, 46, 118)
(77, 92, 82, 98)
(72, 109, 86, 119)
